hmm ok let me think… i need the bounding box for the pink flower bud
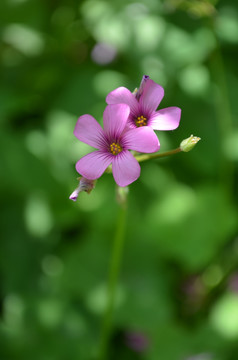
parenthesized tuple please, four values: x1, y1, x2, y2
(69, 177, 96, 201)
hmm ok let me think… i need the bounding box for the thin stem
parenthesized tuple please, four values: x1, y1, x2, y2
(208, 17, 234, 197)
(98, 200, 127, 360)
(105, 147, 182, 175)
(135, 147, 181, 163)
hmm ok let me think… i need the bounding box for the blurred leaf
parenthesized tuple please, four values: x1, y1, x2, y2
(145, 184, 237, 270)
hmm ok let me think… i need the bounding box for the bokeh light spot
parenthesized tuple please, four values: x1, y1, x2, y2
(86, 283, 125, 314)
(93, 70, 127, 97)
(37, 299, 63, 328)
(25, 130, 47, 159)
(134, 16, 165, 51)
(141, 56, 166, 86)
(3, 294, 24, 331)
(178, 65, 210, 96)
(155, 185, 197, 225)
(210, 293, 238, 339)
(125, 3, 148, 19)
(63, 311, 86, 337)
(3, 24, 44, 56)
(223, 131, 238, 161)
(216, 10, 238, 43)
(24, 194, 53, 238)
(80, 0, 111, 23)
(42, 255, 64, 277)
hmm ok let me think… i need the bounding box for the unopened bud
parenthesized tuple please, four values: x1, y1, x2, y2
(135, 75, 150, 100)
(69, 177, 96, 201)
(180, 135, 201, 152)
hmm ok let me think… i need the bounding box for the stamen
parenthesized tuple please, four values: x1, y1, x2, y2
(109, 142, 123, 155)
(135, 115, 147, 127)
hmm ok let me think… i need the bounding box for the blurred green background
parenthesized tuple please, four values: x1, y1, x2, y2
(1, 0, 238, 359)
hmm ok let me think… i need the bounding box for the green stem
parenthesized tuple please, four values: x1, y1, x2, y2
(98, 200, 127, 360)
(135, 147, 181, 163)
(105, 148, 182, 175)
(206, 17, 234, 197)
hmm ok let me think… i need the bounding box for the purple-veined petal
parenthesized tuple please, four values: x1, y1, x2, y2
(112, 150, 140, 187)
(106, 87, 139, 115)
(122, 126, 160, 153)
(103, 104, 130, 139)
(76, 151, 112, 180)
(139, 79, 164, 113)
(150, 107, 181, 130)
(122, 127, 160, 153)
(74, 114, 107, 150)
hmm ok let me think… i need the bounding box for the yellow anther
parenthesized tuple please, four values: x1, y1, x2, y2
(135, 115, 147, 127)
(109, 142, 123, 155)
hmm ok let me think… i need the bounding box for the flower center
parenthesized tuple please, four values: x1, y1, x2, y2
(135, 115, 147, 127)
(109, 142, 123, 155)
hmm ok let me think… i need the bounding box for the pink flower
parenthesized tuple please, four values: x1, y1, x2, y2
(106, 75, 181, 131)
(74, 104, 159, 187)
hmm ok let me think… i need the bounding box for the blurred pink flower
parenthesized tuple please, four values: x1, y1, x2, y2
(106, 75, 181, 131)
(228, 273, 238, 293)
(91, 42, 117, 65)
(125, 331, 149, 352)
(74, 104, 159, 187)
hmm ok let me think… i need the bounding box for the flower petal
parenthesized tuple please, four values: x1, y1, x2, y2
(106, 87, 139, 115)
(122, 127, 160, 153)
(112, 150, 140, 187)
(103, 104, 130, 139)
(150, 107, 181, 130)
(74, 114, 107, 149)
(139, 79, 164, 113)
(76, 151, 112, 180)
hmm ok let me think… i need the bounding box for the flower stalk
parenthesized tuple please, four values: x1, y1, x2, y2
(105, 135, 201, 171)
(98, 192, 128, 360)
(135, 147, 181, 162)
